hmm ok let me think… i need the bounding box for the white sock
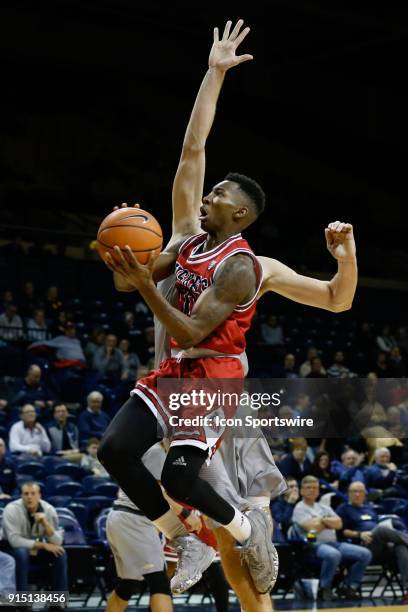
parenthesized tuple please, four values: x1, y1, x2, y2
(153, 509, 188, 539)
(223, 507, 252, 544)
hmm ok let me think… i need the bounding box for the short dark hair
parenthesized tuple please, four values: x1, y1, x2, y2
(225, 172, 265, 218)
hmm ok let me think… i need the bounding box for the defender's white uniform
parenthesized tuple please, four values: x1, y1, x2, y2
(106, 443, 167, 580)
(154, 276, 287, 511)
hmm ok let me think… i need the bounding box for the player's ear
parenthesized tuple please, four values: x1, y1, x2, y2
(233, 206, 248, 220)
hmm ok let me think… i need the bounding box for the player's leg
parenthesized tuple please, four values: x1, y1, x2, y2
(98, 396, 170, 520)
(161, 445, 276, 594)
(143, 571, 173, 612)
(215, 528, 274, 612)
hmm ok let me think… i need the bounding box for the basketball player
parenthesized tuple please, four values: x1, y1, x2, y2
(99, 19, 278, 595)
(101, 18, 357, 610)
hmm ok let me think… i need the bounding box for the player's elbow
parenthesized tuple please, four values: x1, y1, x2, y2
(329, 302, 353, 313)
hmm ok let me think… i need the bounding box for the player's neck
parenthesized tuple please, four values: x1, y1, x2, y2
(204, 227, 241, 251)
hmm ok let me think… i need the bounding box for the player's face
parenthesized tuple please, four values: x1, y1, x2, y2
(200, 180, 246, 233)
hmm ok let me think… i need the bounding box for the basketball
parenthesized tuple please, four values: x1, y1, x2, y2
(96, 206, 163, 264)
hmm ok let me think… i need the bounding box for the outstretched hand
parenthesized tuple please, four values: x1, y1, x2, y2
(105, 245, 155, 290)
(209, 19, 253, 72)
(325, 221, 356, 262)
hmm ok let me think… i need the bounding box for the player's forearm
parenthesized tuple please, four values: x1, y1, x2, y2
(327, 258, 357, 312)
(138, 281, 203, 348)
(182, 67, 225, 152)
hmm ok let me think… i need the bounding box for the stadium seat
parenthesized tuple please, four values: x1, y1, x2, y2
(95, 512, 109, 547)
(53, 462, 84, 480)
(16, 460, 45, 480)
(68, 502, 88, 530)
(54, 481, 83, 497)
(82, 475, 111, 495)
(58, 514, 87, 545)
(16, 475, 45, 492)
(46, 495, 72, 508)
(43, 455, 66, 473)
(75, 496, 113, 531)
(93, 482, 118, 499)
(45, 474, 71, 496)
(379, 497, 408, 515)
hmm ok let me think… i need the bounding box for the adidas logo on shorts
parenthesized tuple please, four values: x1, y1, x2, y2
(172, 456, 187, 467)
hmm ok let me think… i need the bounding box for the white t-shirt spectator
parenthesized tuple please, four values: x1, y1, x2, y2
(9, 421, 51, 455)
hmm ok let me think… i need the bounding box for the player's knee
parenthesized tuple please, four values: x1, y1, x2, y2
(161, 463, 192, 502)
(115, 578, 140, 601)
(143, 570, 171, 596)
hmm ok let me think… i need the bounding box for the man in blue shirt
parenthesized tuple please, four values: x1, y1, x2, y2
(78, 391, 110, 446)
(337, 481, 408, 601)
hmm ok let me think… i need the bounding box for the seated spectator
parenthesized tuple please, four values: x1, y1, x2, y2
(18, 281, 39, 319)
(84, 327, 106, 365)
(283, 353, 299, 378)
(0, 438, 16, 496)
(9, 404, 51, 457)
(366, 447, 407, 498)
(26, 307, 49, 343)
(47, 403, 81, 462)
(278, 438, 312, 482)
(0, 289, 15, 315)
(51, 310, 69, 337)
(44, 285, 63, 320)
(331, 449, 367, 492)
(310, 451, 339, 489)
(78, 391, 110, 444)
(306, 356, 327, 378)
(300, 347, 326, 378)
(0, 551, 16, 595)
(92, 334, 124, 384)
(12, 364, 53, 416)
(389, 346, 406, 377)
(386, 405, 408, 439)
(29, 321, 86, 367)
(0, 303, 24, 342)
(260, 314, 284, 346)
(80, 438, 109, 477)
(327, 351, 355, 378)
(337, 481, 408, 601)
(373, 351, 390, 378)
(376, 324, 397, 354)
(2, 481, 68, 592)
(271, 477, 299, 532)
(292, 475, 372, 600)
(119, 338, 141, 382)
(293, 393, 311, 417)
(115, 311, 142, 348)
(137, 326, 155, 365)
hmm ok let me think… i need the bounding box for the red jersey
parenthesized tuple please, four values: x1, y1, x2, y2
(172, 232, 262, 355)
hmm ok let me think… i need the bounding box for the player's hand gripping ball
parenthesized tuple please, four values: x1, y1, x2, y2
(97, 203, 163, 265)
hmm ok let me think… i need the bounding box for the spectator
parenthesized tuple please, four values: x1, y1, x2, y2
(8, 404, 51, 457)
(278, 439, 312, 482)
(78, 391, 110, 443)
(327, 351, 354, 378)
(44, 286, 63, 320)
(138, 326, 155, 365)
(300, 347, 326, 378)
(12, 365, 53, 414)
(29, 321, 86, 366)
(119, 338, 141, 382)
(271, 477, 300, 532)
(292, 475, 372, 600)
(0, 304, 24, 342)
(396, 325, 408, 356)
(310, 451, 339, 489)
(2, 481, 67, 592)
(115, 311, 142, 348)
(337, 481, 408, 601)
(389, 346, 406, 377)
(386, 405, 408, 439)
(376, 324, 397, 354)
(293, 393, 311, 417)
(46, 403, 81, 462)
(331, 449, 367, 492)
(26, 308, 49, 342)
(0, 289, 15, 315)
(283, 353, 299, 378)
(260, 314, 284, 346)
(0, 438, 16, 496)
(51, 310, 69, 337)
(365, 447, 407, 498)
(80, 438, 109, 477)
(84, 328, 106, 365)
(0, 551, 16, 596)
(306, 356, 327, 378)
(92, 334, 124, 384)
(373, 351, 390, 378)
(18, 281, 39, 319)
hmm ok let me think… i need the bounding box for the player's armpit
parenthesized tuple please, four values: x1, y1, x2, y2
(258, 256, 345, 312)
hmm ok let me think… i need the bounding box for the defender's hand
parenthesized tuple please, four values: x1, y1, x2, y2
(325, 221, 356, 262)
(209, 19, 253, 73)
(105, 246, 155, 290)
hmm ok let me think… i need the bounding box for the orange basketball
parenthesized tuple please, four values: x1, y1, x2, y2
(97, 207, 163, 264)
